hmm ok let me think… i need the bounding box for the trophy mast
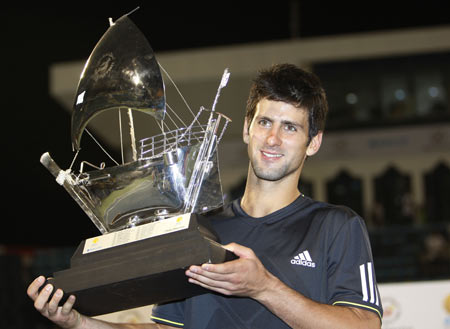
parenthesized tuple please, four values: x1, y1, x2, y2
(184, 69, 231, 213)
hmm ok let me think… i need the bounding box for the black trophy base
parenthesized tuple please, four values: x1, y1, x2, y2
(44, 213, 235, 316)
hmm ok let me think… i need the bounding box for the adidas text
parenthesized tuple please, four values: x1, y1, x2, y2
(290, 259, 316, 267)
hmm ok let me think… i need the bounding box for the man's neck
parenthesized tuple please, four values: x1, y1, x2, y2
(240, 171, 301, 218)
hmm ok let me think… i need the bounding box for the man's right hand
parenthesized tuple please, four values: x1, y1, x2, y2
(27, 276, 82, 329)
(27, 276, 175, 329)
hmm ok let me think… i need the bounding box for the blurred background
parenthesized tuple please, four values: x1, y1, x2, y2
(1, 1, 449, 328)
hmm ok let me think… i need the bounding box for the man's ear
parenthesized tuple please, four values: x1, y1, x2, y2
(306, 131, 323, 156)
(243, 117, 250, 145)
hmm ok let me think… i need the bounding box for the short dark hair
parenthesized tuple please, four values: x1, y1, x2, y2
(245, 63, 328, 143)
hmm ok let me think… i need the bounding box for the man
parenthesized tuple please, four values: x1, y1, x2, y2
(28, 63, 383, 329)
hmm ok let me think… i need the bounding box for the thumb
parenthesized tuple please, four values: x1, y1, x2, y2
(223, 242, 254, 259)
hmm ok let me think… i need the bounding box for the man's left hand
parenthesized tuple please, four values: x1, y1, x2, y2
(185, 242, 275, 299)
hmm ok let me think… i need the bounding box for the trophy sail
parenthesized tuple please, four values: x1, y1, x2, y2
(71, 15, 165, 151)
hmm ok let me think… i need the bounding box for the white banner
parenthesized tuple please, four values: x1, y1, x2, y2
(380, 280, 450, 329)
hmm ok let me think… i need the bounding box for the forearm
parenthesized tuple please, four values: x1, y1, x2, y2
(77, 314, 168, 329)
(255, 274, 380, 329)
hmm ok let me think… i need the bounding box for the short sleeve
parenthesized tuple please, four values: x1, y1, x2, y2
(151, 300, 186, 328)
(326, 214, 383, 320)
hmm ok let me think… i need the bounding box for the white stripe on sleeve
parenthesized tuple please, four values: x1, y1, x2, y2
(367, 262, 375, 304)
(359, 264, 369, 302)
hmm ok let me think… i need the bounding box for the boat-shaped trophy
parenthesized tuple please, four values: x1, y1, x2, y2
(40, 12, 234, 316)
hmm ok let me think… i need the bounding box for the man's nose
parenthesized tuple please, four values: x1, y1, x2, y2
(266, 127, 282, 146)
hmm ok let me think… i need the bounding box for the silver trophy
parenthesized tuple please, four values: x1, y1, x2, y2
(40, 13, 234, 316)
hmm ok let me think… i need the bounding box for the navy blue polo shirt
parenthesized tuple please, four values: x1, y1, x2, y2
(151, 196, 383, 328)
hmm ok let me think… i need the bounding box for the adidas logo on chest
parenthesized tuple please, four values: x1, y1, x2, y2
(291, 250, 316, 268)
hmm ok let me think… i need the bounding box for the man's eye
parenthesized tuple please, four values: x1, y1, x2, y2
(285, 125, 297, 132)
(258, 119, 271, 127)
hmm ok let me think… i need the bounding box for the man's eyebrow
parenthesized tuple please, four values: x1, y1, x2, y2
(281, 120, 305, 129)
(281, 120, 299, 125)
(255, 115, 272, 121)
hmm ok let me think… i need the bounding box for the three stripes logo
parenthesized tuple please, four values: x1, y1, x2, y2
(291, 250, 316, 268)
(359, 262, 380, 306)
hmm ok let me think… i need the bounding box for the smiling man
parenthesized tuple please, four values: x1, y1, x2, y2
(27, 64, 382, 329)
(152, 64, 383, 328)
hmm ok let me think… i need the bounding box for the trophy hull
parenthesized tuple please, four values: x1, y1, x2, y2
(41, 142, 224, 234)
(45, 213, 235, 316)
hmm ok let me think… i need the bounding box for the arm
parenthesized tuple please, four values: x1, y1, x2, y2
(27, 276, 173, 329)
(186, 243, 381, 329)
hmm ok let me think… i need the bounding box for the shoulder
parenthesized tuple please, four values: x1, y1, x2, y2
(302, 198, 368, 238)
(305, 197, 361, 223)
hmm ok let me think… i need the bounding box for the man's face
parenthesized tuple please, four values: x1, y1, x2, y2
(243, 98, 321, 182)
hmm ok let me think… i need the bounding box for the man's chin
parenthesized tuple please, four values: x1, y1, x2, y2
(253, 168, 286, 182)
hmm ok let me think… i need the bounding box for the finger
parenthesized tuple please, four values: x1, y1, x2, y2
(187, 266, 240, 291)
(27, 276, 46, 300)
(186, 267, 228, 283)
(187, 269, 236, 292)
(189, 262, 234, 279)
(188, 277, 232, 296)
(200, 263, 228, 275)
(34, 283, 53, 312)
(47, 289, 64, 315)
(61, 295, 76, 316)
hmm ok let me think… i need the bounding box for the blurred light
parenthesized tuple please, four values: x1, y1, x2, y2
(131, 73, 142, 86)
(428, 86, 439, 98)
(346, 92, 358, 104)
(394, 89, 406, 101)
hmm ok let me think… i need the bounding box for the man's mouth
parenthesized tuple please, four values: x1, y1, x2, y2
(261, 151, 283, 158)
